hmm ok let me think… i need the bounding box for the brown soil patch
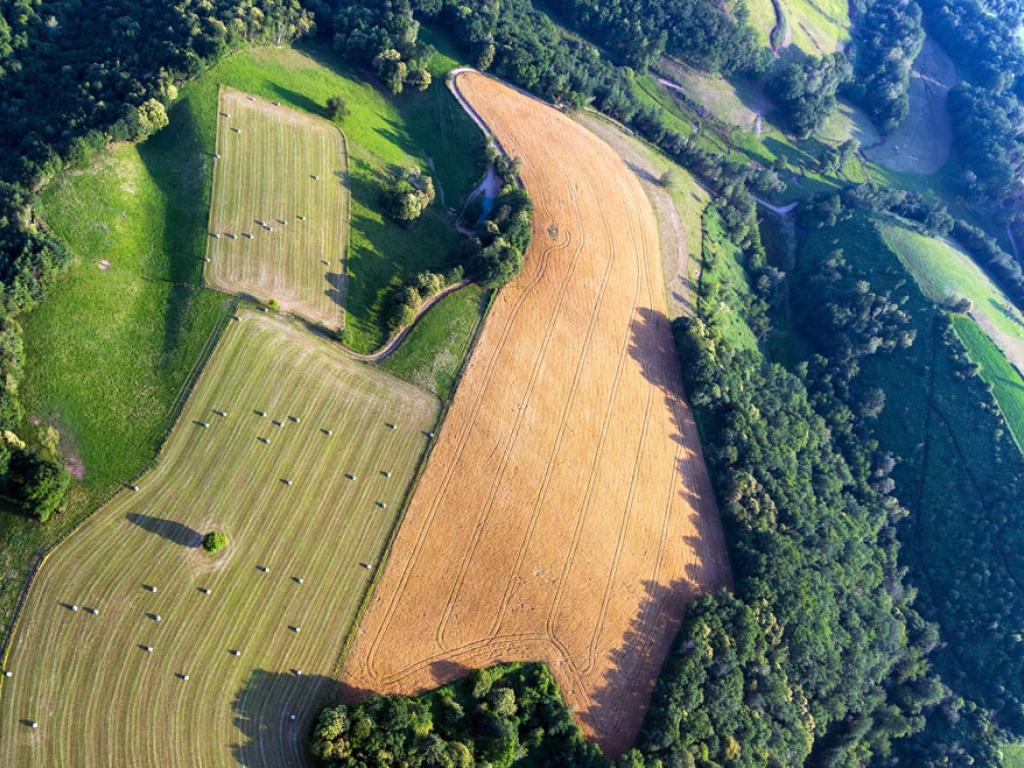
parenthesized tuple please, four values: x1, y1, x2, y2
(343, 72, 730, 757)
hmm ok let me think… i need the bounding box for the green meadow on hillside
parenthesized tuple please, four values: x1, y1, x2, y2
(880, 222, 1024, 369)
(6, 42, 485, 640)
(953, 315, 1024, 449)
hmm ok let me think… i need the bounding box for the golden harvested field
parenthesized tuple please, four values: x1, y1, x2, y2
(206, 89, 348, 330)
(0, 312, 438, 767)
(343, 72, 730, 756)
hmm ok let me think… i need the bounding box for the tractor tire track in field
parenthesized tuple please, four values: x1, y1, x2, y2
(343, 71, 730, 758)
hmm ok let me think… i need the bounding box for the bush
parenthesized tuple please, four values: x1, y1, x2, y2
(325, 95, 349, 122)
(380, 169, 436, 222)
(202, 531, 228, 554)
(8, 447, 70, 522)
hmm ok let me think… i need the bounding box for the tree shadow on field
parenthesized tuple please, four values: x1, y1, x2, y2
(265, 83, 326, 119)
(324, 272, 347, 309)
(578, 579, 693, 758)
(627, 308, 726, 564)
(137, 93, 216, 370)
(126, 513, 202, 548)
(231, 668, 337, 766)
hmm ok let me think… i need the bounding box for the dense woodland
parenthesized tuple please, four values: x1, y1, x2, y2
(919, 0, 1024, 204)
(846, 0, 924, 133)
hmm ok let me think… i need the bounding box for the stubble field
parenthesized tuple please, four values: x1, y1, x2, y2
(343, 71, 731, 757)
(206, 89, 349, 330)
(0, 312, 438, 767)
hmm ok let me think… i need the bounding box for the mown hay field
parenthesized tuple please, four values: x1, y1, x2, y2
(343, 71, 731, 757)
(206, 89, 348, 330)
(0, 312, 438, 767)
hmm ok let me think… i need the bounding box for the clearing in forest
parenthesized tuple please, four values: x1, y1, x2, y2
(0, 312, 438, 767)
(864, 36, 956, 175)
(343, 71, 731, 757)
(206, 89, 348, 330)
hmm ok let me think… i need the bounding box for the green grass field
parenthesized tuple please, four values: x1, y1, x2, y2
(879, 221, 1024, 370)
(700, 207, 759, 352)
(206, 89, 348, 330)
(381, 283, 487, 399)
(746, 0, 779, 48)
(778, 0, 850, 54)
(0, 312, 439, 767)
(953, 315, 1024, 449)
(1004, 744, 1024, 767)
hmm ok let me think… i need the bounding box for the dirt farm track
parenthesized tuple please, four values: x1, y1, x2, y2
(343, 71, 731, 755)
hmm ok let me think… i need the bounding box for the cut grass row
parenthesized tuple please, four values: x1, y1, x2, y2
(0, 312, 440, 767)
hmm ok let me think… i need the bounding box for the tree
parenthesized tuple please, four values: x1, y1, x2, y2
(202, 530, 228, 554)
(325, 95, 348, 122)
(768, 53, 853, 138)
(406, 67, 431, 91)
(9, 447, 70, 522)
(380, 169, 435, 222)
(373, 48, 407, 94)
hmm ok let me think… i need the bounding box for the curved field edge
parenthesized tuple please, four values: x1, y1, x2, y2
(342, 70, 729, 757)
(0, 312, 440, 767)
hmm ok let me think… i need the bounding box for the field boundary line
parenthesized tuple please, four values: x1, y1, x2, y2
(329, 287, 497, 686)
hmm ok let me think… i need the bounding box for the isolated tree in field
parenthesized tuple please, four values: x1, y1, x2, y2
(381, 169, 435, 222)
(659, 169, 678, 189)
(325, 95, 349, 122)
(202, 531, 228, 554)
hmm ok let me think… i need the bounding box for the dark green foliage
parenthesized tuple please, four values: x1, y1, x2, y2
(466, 183, 532, 289)
(796, 213, 1024, 761)
(311, 663, 606, 767)
(383, 268, 460, 334)
(947, 84, 1024, 201)
(846, 0, 924, 133)
(325, 94, 349, 121)
(767, 52, 852, 138)
(636, 593, 812, 767)
(544, 0, 770, 74)
(625, 212, 941, 767)
(202, 531, 228, 554)
(7, 446, 71, 523)
(380, 168, 436, 222)
(917, 0, 1024, 202)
